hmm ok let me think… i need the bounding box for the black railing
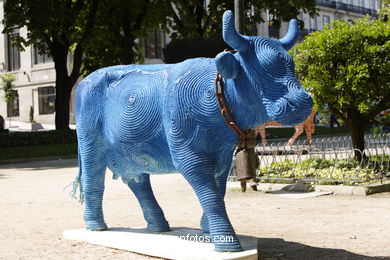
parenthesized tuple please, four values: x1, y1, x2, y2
(317, 0, 336, 9)
(317, 0, 377, 16)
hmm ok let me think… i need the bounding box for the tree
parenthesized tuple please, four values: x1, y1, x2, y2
(378, 0, 390, 19)
(82, 0, 171, 75)
(291, 18, 390, 160)
(1, 74, 16, 126)
(2, 0, 100, 129)
(167, 0, 317, 39)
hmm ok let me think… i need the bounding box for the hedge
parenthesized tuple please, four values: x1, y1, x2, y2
(0, 129, 77, 148)
(0, 143, 78, 163)
(258, 155, 389, 185)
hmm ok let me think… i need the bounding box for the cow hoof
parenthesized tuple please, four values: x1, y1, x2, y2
(86, 220, 107, 231)
(214, 236, 242, 252)
(147, 221, 170, 232)
(214, 242, 243, 252)
(200, 214, 209, 233)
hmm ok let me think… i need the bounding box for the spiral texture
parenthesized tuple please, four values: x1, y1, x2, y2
(74, 10, 312, 252)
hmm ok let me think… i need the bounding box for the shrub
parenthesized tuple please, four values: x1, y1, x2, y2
(0, 129, 77, 148)
(258, 155, 389, 185)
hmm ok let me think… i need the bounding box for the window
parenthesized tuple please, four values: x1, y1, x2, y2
(33, 46, 53, 64)
(348, 0, 354, 5)
(370, 0, 376, 9)
(7, 32, 21, 71)
(322, 15, 331, 28)
(7, 90, 19, 117)
(38, 86, 55, 114)
(141, 30, 165, 59)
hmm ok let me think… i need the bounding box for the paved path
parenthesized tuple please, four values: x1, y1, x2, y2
(1, 159, 389, 259)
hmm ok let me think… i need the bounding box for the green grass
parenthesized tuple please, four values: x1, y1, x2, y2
(0, 143, 78, 164)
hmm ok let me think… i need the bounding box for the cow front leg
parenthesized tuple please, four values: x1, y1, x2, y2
(201, 165, 231, 234)
(79, 144, 107, 231)
(127, 174, 170, 232)
(179, 154, 242, 252)
(200, 213, 209, 233)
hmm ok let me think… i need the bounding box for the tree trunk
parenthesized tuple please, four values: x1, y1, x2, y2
(348, 110, 367, 161)
(53, 45, 75, 130)
(55, 80, 73, 129)
(120, 39, 135, 64)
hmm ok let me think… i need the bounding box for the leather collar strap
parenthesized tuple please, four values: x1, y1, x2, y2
(214, 72, 251, 148)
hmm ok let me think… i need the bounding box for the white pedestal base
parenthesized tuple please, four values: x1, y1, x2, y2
(63, 227, 259, 260)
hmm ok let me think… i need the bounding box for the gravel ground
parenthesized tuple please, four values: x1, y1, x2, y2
(0, 159, 389, 260)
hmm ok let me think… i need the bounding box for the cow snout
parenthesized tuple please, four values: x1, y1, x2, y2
(267, 90, 313, 126)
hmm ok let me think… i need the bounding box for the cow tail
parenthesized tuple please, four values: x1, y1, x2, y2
(64, 146, 85, 204)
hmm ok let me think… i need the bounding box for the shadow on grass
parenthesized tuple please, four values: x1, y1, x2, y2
(258, 237, 389, 260)
(0, 158, 78, 170)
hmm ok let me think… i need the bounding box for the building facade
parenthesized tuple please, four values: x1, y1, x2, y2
(0, 0, 380, 128)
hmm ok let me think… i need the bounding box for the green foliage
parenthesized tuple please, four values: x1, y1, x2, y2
(2, 0, 97, 57)
(291, 18, 390, 155)
(0, 143, 77, 164)
(29, 106, 34, 123)
(0, 74, 16, 104)
(167, 0, 317, 39)
(163, 37, 229, 63)
(82, 0, 171, 75)
(2, 0, 102, 129)
(377, 0, 390, 18)
(291, 18, 390, 120)
(0, 129, 77, 148)
(258, 156, 389, 185)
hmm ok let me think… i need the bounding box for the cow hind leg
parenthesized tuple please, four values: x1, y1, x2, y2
(79, 143, 108, 231)
(127, 174, 170, 232)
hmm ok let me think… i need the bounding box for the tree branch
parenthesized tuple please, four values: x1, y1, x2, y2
(316, 95, 347, 122)
(78, 0, 99, 46)
(132, 0, 150, 32)
(170, 2, 185, 32)
(69, 0, 99, 84)
(367, 96, 390, 118)
(69, 43, 83, 86)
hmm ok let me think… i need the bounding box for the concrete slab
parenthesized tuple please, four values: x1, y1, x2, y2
(63, 227, 259, 260)
(265, 190, 333, 199)
(314, 185, 367, 196)
(228, 182, 390, 196)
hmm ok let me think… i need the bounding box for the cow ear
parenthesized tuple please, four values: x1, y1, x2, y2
(215, 52, 241, 79)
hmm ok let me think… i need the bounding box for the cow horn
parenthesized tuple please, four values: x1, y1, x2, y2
(279, 19, 299, 50)
(222, 10, 249, 52)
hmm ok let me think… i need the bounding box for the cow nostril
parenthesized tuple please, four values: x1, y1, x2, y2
(267, 98, 291, 120)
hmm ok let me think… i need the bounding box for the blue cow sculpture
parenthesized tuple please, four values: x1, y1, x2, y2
(73, 10, 312, 252)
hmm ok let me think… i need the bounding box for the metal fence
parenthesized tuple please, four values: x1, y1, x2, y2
(228, 133, 390, 184)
